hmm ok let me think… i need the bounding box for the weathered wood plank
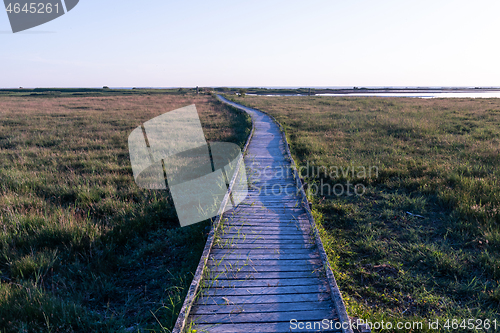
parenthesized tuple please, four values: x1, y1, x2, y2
(207, 278, 326, 288)
(209, 253, 320, 260)
(230, 209, 305, 214)
(195, 292, 332, 305)
(213, 243, 317, 250)
(220, 224, 309, 230)
(220, 231, 309, 237)
(222, 217, 310, 223)
(207, 258, 321, 266)
(191, 308, 336, 324)
(217, 230, 311, 237)
(222, 222, 306, 227)
(225, 213, 309, 218)
(232, 205, 304, 210)
(220, 225, 311, 230)
(222, 221, 306, 225)
(230, 206, 303, 210)
(211, 248, 316, 255)
(214, 239, 314, 245)
(221, 224, 307, 229)
(207, 265, 320, 273)
(219, 235, 309, 241)
(191, 301, 334, 315)
(208, 271, 322, 280)
(204, 284, 329, 296)
(236, 200, 303, 205)
(191, 322, 342, 333)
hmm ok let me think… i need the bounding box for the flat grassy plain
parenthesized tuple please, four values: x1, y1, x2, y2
(0, 94, 251, 332)
(230, 95, 500, 330)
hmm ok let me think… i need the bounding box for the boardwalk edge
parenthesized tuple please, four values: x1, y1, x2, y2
(172, 96, 256, 333)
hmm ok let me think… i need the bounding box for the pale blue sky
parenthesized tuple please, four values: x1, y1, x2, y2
(1, 0, 499, 88)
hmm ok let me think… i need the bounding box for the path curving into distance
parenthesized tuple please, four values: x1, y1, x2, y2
(174, 95, 352, 333)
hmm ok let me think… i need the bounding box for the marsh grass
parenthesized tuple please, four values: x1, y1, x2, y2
(231, 95, 500, 330)
(0, 94, 251, 332)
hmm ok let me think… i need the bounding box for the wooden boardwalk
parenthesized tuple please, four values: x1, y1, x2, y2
(173, 96, 352, 333)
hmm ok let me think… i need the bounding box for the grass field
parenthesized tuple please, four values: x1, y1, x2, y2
(230, 95, 500, 331)
(0, 94, 251, 332)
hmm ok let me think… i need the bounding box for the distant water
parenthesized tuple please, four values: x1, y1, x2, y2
(106, 87, 500, 98)
(315, 92, 500, 98)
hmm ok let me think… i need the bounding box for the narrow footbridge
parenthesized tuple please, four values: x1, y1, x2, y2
(173, 95, 352, 333)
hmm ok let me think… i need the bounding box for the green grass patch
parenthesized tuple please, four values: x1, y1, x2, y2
(0, 94, 251, 332)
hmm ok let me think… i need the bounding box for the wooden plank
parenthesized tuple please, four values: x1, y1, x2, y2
(214, 239, 313, 245)
(223, 219, 306, 223)
(232, 211, 304, 216)
(220, 227, 311, 232)
(207, 259, 322, 267)
(223, 213, 307, 218)
(235, 202, 303, 206)
(190, 322, 342, 333)
(223, 219, 309, 224)
(225, 212, 308, 217)
(232, 193, 301, 198)
(208, 271, 322, 280)
(207, 278, 325, 288)
(222, 218, 308, 223)
(232, 204, 303, 209)
(223, 213, 309, 219)
(220, 223, 309, 229)
(211, 248, 316, 255)
(221, 221, 306, 225)
(220, 231, 309, 237)
(236, 200, 302, 204)
(191, 301, 334, 315)
(191, 309, 336, 324)
(224, 215, 305, 221)
(219, 226, 308, 232)
(220, 230, 307, 236)
(195, 292, 332, 305)
(221, 224, 307, 229)
(230, 206, 303, 210)
(219, 235, 309, 241)
(207, 265, 320, 273)
(204, 284, 329, 296)
(228, 203, 305, 209)
(221, 226, 307, 231)
(225, 208, 306, 212)
(228, 213, 306, 218)
(219, 226, 311, 232)
(220, 224, 310, 229)
(219, 230, 309, 236)
(218, 236, 310, 245)
(209, 253, 320, 260)
(247, 183, 299, 187)
(215, 237, 311, 242)
(213, 243, 317, 250)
